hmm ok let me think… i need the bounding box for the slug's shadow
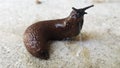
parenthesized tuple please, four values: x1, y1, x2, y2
(80, 32, 100, 41)
(64, 31, 102, 42)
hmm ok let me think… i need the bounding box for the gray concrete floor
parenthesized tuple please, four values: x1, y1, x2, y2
(0, 0, 120, 68)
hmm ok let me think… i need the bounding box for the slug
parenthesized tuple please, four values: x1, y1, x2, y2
(23, 5, 94, 60)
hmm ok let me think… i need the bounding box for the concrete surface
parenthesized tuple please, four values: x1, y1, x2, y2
(0, 0, 120, 68)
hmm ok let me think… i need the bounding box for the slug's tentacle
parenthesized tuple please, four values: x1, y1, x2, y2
(82, 5, 94, 11)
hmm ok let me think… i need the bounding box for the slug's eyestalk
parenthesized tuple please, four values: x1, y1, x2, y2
(72, 5, 94, 17)
(72, 7, 78, 11)
(82, 5, 94, 11)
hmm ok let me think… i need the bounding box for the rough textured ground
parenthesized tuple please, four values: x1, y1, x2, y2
(0, 0, 120, 68)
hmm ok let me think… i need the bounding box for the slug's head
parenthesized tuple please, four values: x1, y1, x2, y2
(72, 5, 94, 18)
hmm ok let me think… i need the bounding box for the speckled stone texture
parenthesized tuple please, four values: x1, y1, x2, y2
(0, 0, 120, 68)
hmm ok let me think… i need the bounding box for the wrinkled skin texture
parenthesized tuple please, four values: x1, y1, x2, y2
(23, 5, 94, 60)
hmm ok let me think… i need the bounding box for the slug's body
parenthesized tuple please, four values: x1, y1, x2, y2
(23, 5, 94, 60)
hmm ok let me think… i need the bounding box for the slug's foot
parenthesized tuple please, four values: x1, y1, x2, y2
(39, 50, 49, 60)
(63, 37, 72, 41)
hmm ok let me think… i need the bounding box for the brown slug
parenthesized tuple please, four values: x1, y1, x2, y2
(23, 5, 94, 60)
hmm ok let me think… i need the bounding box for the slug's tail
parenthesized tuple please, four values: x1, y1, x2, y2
(28, 48, 50, 60)
(38, 49, 49, 60)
